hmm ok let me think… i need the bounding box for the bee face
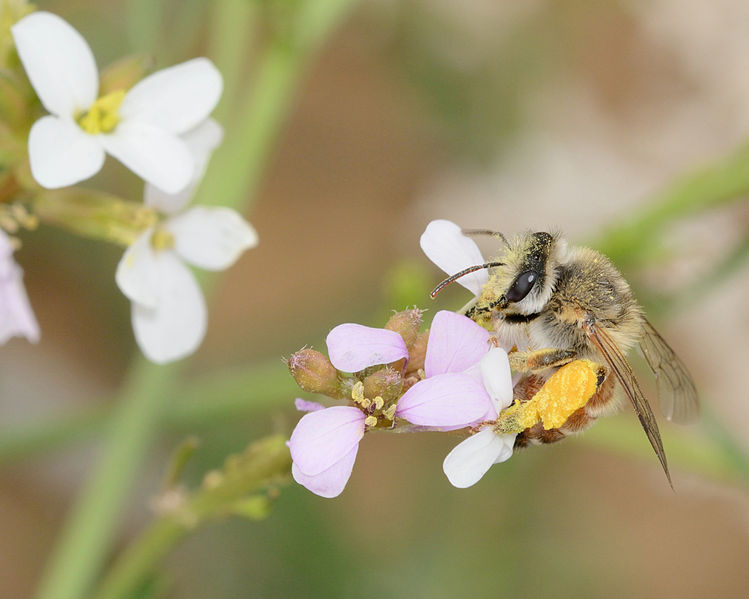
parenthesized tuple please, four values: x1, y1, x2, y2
(485, 231, 567, 316)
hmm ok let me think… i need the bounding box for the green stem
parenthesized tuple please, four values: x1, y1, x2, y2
(93, 437, 292, 599)
(595, 141, 749, 268)
(33, 2, 359, 597)
(34, 359, 180, 599)
(0, 360, 296, 464)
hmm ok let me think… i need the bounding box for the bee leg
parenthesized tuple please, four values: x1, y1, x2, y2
(508, 348, 577, 373)
(513, 364, 614, 448)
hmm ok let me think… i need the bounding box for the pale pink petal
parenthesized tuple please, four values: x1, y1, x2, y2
(292, 444, 358, 498)
(28, 116, 105, 188)
(326, 324, 408, 372)
(420, 219, 488, 296)
(294, 399, 324, 413)
(144, 119, 224, 213)
(12, 12, 98, 117)
(442, 428, 513, 488)
(0, 234, 39, 344)
(288, 406, 365, 476)
(119, 58, 222, 134)
(168, 207, 258, 271)
(395, 373, 492, 427)
(100, 121, 193, 194)
(129, 252, 206, 364)
(424, 310, 490, 377)
(480, 347, 514, 412)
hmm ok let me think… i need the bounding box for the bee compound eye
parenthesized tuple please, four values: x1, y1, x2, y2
(506, 271, 537, 303)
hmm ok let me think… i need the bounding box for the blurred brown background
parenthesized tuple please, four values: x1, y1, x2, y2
(2, 0, 749, 597)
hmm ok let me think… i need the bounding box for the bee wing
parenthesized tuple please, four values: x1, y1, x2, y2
(639, 318, 699, 424)
(584, 318, 671, 486)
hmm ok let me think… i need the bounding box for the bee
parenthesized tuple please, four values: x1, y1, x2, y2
(430, 229, 699, 484)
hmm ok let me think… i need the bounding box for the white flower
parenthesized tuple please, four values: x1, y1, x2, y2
(442, 347, 517, 488)
(115, 120, 256, 364)
(12, 11, 222, 193)
(0, 231, 40, 344)
(420, 219, 489, 297)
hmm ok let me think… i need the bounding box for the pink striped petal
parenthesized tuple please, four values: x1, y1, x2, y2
(288, 406, 365, 476)
(292, 445, 358, 498)
(395, 373, 492, 427)
(326, 323, 408, 372)
(425, 310, 490, 377)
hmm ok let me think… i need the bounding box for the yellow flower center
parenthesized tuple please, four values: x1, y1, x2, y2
(76, 90, 126, 135)
(150, 227, 175, 251)
(351, 381, 396, 429)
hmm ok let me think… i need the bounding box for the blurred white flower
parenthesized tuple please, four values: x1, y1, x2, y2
(0, 231, 39, 344)
(12, 11, 222, 193)
(115, 121, 256, 364)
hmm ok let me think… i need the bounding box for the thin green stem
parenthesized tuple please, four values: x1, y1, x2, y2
(93, 437, 291, 599)
(33, 2, 359, 598)
(0, 360, 296, 464)
(595, 141, 749, 268)
(34, 359, 180, 599)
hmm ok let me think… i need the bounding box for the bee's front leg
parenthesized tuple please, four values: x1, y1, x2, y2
(508, 348, 577, 373)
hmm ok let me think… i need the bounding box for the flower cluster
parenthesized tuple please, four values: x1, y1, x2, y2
(287, 220, 607, 497)
(287, 308, 518, 497)
(1, 9, 257, 362)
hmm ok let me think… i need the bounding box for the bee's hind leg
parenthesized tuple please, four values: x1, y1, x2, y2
(508, 348, 577, 373)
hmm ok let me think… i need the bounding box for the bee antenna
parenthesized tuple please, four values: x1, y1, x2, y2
(430, 262, 504, 298)
(461, 229, 510, 248)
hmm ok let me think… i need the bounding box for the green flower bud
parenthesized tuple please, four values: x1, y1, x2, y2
(287, 348, 340, 397)
(363, 366, 402, 404)
(385, 308, 423, 348)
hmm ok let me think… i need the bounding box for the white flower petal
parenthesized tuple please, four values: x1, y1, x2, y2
(27, 116, 105, 188)
(12, 12, 98, 117)
(144, 119, 224, 213)
(480, 347, 514, 412)
(115, 229, 159, 308)
(120, 58, 222, 135)
(168, 207, 258, 271)
(420, 219, 488, 296)
(101, 121, 194, 193)
(443, 428, 511, 488)
(130, 252, 206, 364)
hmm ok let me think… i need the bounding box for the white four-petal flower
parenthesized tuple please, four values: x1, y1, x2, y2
(12, 11, 222, 193)
(115, 119, 255, 364)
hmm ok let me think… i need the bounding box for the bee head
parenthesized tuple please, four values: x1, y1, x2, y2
(487, 231, 567, 315)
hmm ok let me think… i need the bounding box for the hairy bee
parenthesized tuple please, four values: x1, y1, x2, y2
(431, 229, 699, 484)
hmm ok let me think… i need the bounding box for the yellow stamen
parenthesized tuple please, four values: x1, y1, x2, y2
(373, 396, 384, 410)
(150, 228, 175, 251)
(364, 415, 378, 428)
(351, 381, 365, 403)
(382, 405, 396, 421)
(77, 89, 126, 135)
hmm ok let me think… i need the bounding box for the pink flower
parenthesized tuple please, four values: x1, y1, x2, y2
(288, 322, 408, 498)
(395, 310, 506, 427)
(0, 232, 39, 344)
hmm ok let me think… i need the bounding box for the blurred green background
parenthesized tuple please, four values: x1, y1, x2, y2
(2, 0, 749, 597)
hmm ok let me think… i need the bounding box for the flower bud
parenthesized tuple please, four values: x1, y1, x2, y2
(404, 329, 429, 376)
(385, 308, 423, 348)
(287, 348, 340, 397)
(363, 367, 402, 404)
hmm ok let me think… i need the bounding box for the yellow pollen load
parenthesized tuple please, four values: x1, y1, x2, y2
(496, 359, 601, 433)
(77, 90, 126, 135)
(150, 228, 175, 251)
